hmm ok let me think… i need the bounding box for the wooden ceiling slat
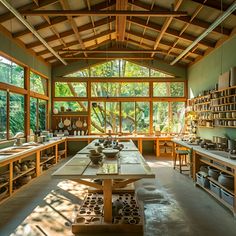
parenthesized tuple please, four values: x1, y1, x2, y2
(116, 0, 128, 41)
(25, 16, 115, 48)
(129, 0, 231, 36)
(192, 0, 236, 15)
(0, 0, 59, 23)
(12, 0, 116, 38)
(21, 10, 188, 17)
(127, 17, 216, 48)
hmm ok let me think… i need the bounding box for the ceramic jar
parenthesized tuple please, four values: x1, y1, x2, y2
(218, 173, 234, 190)
(208, 166, 220, 180)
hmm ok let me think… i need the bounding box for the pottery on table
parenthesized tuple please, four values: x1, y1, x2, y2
(102, 149, 119, 158)
(89, 153, 103, 164)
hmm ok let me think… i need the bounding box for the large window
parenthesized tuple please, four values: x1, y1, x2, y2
(55, 82, 87, 97)
(0, 90, 7, 140)
(153, 82, 185, 97)
(30, 98, 47, 131)
(0, 56, 24, 88)
(9, 93, 25, 138)
(54, 101, 88, 112)
(30, 71, 47, 95)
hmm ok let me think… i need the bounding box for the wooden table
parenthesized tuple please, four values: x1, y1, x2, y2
(52, 140, 154, 232)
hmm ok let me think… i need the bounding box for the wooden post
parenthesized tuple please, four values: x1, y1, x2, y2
(103, 179, 113, 223)
(55, 144, 58, 163)
(9, 162, 13, 196)
(156, 139, 159, 157)
(64, 140, 67, 158)
(36, 150, 41, 176)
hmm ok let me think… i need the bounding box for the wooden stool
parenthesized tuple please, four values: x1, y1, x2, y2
(173, 149, 189, 173)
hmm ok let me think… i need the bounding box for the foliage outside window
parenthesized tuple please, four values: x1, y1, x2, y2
(30, 98, 47, 132)
(63, 59, 172, 78)
(153, 82, 184, 97)
(9, 93, 25, 138)
(30, 71, 47, 95)
(0, 55, 24, 88)
(54, 101, 88, 112)
(0, 90, 7, 140)
(153, 102, 185, 133)
(136, 102, 150, 133)
(55, 82, 87, 97)
(91, 102, 105, 133)
(91, 82, 149, 97)
(106, 102, 120, 133)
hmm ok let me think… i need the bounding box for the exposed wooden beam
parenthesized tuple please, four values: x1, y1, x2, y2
(192, 0, 236, 16)
(12, 0, 116, 38)
(0, 0, 58, 23)
(116, 0, 128, 41)
(59, 0, 87, 57)
(62, 55, 156, 60)
(21, 10, 188, 17)
(127, 17, 216, 48)
(25, 17, 115, 48)
(151, 0, 183, 57)
(59, 49, 162, 53)
(128, 0, 230, 36)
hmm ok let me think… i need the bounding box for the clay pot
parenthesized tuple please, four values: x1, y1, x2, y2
(218, 173, 234, 190)
(208, 166, 220, 180)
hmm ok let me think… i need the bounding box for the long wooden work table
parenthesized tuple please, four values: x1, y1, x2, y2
(52, 139, 155, 233)
(172, 138, 236, 216)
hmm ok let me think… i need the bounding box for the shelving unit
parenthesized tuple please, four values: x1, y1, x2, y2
(189, 85, 236, 129)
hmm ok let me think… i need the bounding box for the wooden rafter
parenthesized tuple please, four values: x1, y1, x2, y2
(127, 17, 216, 48)
(116, 0, 128, 41)
(128, 0, 231, 36)
(12, 0, 116, 38)
(0, 0, 58, 23)
(21, 10, 188, 17)
(25, 17, 115, 49)
(59, 0, 87, 57)
(192, 0, 236, 16)
(151, 0, 183, 57)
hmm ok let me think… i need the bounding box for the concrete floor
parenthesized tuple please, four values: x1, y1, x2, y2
(0, 155, 236, 236)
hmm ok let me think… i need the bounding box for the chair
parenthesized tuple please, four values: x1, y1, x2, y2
(173, 148, 190, 173)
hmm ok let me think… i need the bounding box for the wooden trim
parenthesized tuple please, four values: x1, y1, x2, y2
(30, 68, 49, 80)
(25, 67, 30, 139)
(0, 82, 27, 95)
(30, 91, 49, 100)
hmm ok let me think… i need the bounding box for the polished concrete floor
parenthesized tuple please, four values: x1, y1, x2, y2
(0, 155, 236, 236)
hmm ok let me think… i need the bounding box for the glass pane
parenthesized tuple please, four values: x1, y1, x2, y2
(170, 102, 185, 133)
(150, 69, 173, 77)
(106, 102, 120, 133)
(121, 102, 135, 133)
(9, 93, 25, 138)
(0, 56, 24, 88)
(30, 97, 37, 132)
(122, 61, 149, 77)
(91, 102, 105, 133)
(54, 101, 88, 112)
(153, 102, 169, 133)
(91, 83, 107, 97)
(30, 71, 47, 95)
(107, 83, 121, 97)
(0, 90, 7, 140)
(39, 99, 47, 130)
(121, 83, 149, 97)
(65, 68, 89, 77)
(153, 82, 184, 97)
(55, 82, 87, 97)
(90, 61, 119, 77)
(136, 102, 150, 133)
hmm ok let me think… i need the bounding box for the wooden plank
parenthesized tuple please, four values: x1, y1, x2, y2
(116, 0, 128, 41)
(103, 179, 113, 223)
(22, 10, 188, 17)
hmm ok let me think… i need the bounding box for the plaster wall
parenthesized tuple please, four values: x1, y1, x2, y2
(188, 35, 236, 140)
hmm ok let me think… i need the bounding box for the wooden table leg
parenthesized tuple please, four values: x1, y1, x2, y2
(103, 179, 113, 223)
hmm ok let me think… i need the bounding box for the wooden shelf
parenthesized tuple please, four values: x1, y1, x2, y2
(200, 159, 234, 176)
(215, 125, 236, 128)
(213, 85, 236, 93)
(196, 183, 234, 213)
(13, 167, 36, 181)
(208, 177, 234, 196)
(213, 110, 236, 113)
(40, 155, 55, 165)
(0, 181, 9, 189)
(211, 102, 235, 107)
(198, 126, 214, 128)
(211, 94, 236, 100)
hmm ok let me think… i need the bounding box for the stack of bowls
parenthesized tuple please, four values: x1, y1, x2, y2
(88, 149, 103, 164)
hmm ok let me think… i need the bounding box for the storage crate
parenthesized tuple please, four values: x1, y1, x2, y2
(196, 173, 210, 188)
(221, 189, 234, 206)
(209, 181, 221, 198)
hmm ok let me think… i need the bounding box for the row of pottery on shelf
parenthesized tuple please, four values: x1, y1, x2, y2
(207, 166, 234, 190)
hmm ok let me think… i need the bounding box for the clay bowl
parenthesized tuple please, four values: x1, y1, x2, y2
(102, 149, 119, 158)
(89, 153, 103, 164)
